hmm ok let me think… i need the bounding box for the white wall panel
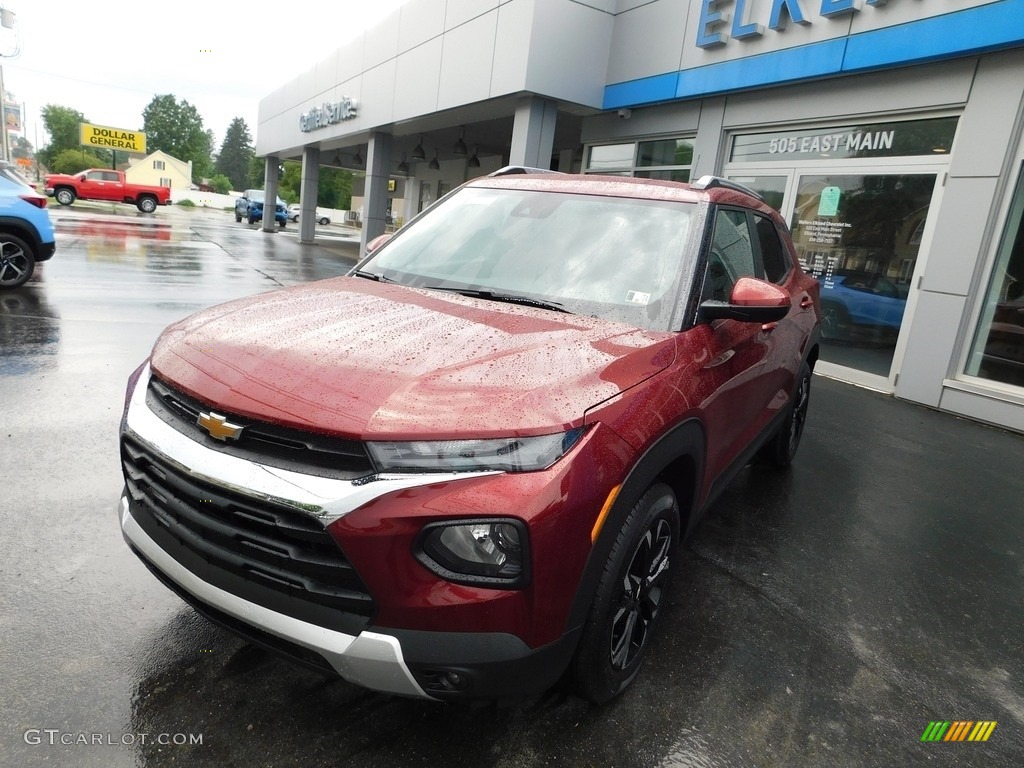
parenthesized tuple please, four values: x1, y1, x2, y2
(490, 0, 533, 97)
(607, 0, 689, 85)
(398, 0, 447, 51)
(393, 38, 445, 123)
(438, 11, 500, 110)
(445, 0, 500, 30)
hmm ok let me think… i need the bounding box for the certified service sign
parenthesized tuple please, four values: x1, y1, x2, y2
(299, 98, 358, 132)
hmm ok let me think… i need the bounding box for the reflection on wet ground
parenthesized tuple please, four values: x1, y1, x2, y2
(2, 206, 1022, 768)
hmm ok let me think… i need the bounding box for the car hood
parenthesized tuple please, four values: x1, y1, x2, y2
(149, 278, 676, 439)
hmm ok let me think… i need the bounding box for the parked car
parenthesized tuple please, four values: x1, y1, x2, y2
(0, 162, 56, 289)
(288, 203, 331, 225)
(43, 168, 171, 213)
(236, 190, 287, 227)
(118, 171, 820, 703)
(819, 270, 907, 340)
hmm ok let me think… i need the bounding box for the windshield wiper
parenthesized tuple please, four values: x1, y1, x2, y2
(352, 269, 394, 283)
(422, 286, 568, 313)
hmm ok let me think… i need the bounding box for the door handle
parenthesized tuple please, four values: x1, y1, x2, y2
(799, 295, 813, 310)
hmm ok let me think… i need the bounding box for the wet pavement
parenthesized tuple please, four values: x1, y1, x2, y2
(1, 205, 1022, 767)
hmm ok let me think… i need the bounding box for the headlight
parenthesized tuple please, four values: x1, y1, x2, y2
(417, 518, 529, 588)
(367, 428, 584, 473)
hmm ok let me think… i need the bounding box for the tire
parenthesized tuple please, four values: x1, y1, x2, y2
(0, 233, 36, 289)
(54, 188, 75, 206)
(820, 300, 849, 340)
(137, 196, 157, 214)
(318, 217, 329, 225)
(279, 221, 286, 229)
(760, 361, 812, 468)
(573, 482, 679, 704)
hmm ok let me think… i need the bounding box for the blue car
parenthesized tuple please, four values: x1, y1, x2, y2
(0, 162, 56, 289)
(246, 193, 288, 227)
(819, 270, 907, 340)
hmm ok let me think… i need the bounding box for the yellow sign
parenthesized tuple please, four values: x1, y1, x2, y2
(79, 122, 146, 153)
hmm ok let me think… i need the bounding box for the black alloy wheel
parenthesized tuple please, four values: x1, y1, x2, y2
(573, 482, 679, 703)
(0, 233, 35, 289)
(760, 360, 812, 467)
(609, 517, 672, 671)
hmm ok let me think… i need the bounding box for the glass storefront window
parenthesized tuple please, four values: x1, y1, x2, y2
(585, 138, 694, 180)
(791, 173, 937, 377)
(587, 144, 635, 171)
(727, 175, 787, 212)
(638, 139, 694, 168)
(730, 117, 958, 164)
(965, 166, 1024, 387)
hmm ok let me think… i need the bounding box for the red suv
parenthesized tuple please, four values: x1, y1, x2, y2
(119, 171, 820, 703)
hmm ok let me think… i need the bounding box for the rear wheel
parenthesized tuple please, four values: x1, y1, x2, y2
(0, 233, 36, 289)
(137, 196, 157, 213)
(318, 217, 329, 225)
(760, 361, 812, 467)
(54, 188, 75, 206)
(573, 482, 679, 703)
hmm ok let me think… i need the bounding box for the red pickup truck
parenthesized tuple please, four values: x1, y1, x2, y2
(44, 169, 172, 213)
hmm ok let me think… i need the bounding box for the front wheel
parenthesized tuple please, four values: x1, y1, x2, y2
(137, 196, 157, 213)
(318, 217, 329, 225)
(54, 188, 75, 206)
(573, 482, 679, 704)
(760, 361, 812, 467)
(0, 233, 36, 289)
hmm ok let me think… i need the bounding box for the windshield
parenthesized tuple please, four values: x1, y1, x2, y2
(363, 187, 695, 330)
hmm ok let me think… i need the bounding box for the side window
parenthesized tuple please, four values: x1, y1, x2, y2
(103, 171, 120, 182)
(755, 214, 791, 283)
(702, 209, 758, 302)
(86, 171, 104, 181)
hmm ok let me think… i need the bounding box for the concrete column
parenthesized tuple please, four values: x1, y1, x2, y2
(298, 146, 320, 244)
(509, 96, 558, 169)
(359, 132, 393, 257)
(261, 155, 280, 233)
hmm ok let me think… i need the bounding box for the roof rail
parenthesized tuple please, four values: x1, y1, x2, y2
(690, 175, 763, 201)
(488, 165, 565, 177)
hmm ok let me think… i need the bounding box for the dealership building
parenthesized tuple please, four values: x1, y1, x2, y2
(256, 0, 1024, 432)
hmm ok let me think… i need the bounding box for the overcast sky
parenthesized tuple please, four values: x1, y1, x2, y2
(0, 0, 406, 152)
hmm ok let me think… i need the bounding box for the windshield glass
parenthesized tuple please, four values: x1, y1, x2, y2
(363, 187, 695, 330)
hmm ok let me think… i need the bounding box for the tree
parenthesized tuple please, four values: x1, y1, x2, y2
(50, 149, 106, 174)
(209, 174, 232, 195)
(142, 94, 213, 182)
(215, 117, 254, 192)
(38, 104, 110, 169)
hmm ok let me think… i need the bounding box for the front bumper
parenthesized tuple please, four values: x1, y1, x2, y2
(120, 494, 428, 697)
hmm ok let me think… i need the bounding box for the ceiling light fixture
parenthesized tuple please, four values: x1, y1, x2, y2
(397, 153, 409, 174)
(453, 126, 467, 156)
(412, 135, 426, 160)
(468, 146, 480, 168)
(429, 150, 440, 170)
(353, 147, 363, 165)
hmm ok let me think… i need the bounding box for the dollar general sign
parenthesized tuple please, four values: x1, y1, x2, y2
(80, 122, 147, 153)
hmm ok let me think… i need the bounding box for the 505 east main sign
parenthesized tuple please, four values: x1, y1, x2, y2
(299, 98, 358, 132)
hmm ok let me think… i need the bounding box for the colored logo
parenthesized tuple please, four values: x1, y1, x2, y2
(197, 411, 244, 442)
(921, 721, 997, 742)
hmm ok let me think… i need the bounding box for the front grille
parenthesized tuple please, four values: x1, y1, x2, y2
(146, 375, 374, 480)
(121, 433, 375, 625)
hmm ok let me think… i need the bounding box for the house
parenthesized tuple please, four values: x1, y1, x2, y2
(125, 150, 192, 191)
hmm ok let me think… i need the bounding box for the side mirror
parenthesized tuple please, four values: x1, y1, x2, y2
(366, 233, 392, 253)
(78, 173, 87, 181)
(700, 277, 790, 324)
